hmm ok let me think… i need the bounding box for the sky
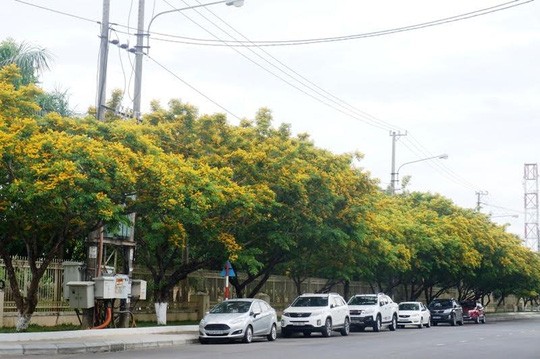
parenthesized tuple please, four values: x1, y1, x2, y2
(3, 0, 540, 246)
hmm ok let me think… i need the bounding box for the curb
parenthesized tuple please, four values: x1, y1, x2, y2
(0, 334, 200, 356)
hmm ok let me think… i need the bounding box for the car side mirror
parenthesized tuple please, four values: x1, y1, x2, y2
(252, 311, 261, 318)
(330, 304, 335, 309)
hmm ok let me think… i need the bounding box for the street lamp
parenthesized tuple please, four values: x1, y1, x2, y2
(132, 0, 245, 121)
(490, 214, 519, 219)
(391, 154, 448, 194)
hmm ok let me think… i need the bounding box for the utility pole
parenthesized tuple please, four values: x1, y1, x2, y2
(133, 0, 145, 122)
(475, 191, 488, 212)
(96, 0, 111, 121)
(389, 131, 407, 194)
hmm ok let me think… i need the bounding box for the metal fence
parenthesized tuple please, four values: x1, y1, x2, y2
(0, 256, 68, 313)
(1, 257, 374, 312)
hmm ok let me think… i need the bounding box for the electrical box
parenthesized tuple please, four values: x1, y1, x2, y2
(94, 276, 115, 299)
(62, 261, 84, 300)
(131, 279, 147, 300)
(67, 281, 94, 309)
(114, 274, 130, 299)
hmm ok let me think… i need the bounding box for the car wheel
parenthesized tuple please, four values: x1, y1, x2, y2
(373, 315, 381, 332)
(426, 319, 431, 328)
(340, 317, 350, 336)
(199, 337, 209, 345)
(481, 316, 486, 324)
(281, 327, 291, 338)
(432, 321, 438, 326)
(389, 315, 397, 331)
(243, 325, 253, 343)
(458, 319, 463, 326)
(321, 317, 332, 337)
(474, 316, 480, 324)
(450, 314, 456, 326)
(418, 318, 423, 329)
(267, 324, 277, 341)
(303, 331, 312, 337)
(398, 325, 405, 329)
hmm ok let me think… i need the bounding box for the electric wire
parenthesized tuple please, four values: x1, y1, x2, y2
(10, 0, 523, 212)
(160, 0, 394, 131)
(14, 0, 99, 24)
(175, 0, 487, 197)
(192, 0, 402, 132)
(146, 54, 242, 120)
(163, 0, 399, 132)
(147, 0, 534, 47)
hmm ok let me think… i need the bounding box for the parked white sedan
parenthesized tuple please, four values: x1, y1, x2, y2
(199, 298, 278, 344)
(397, 301, 431, 329)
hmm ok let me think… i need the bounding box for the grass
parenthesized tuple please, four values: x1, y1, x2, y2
(0, 320, 199, 333)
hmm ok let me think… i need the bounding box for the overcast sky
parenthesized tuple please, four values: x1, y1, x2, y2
(3, 0, 540, 246)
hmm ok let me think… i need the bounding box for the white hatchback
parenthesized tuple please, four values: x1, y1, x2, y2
(398, 301, 431, 329)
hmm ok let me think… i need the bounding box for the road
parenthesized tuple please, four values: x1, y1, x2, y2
(62, 317, 540, 359)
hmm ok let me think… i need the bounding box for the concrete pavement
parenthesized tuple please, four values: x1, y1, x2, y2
(0, 312, 538, 356)
(0, 325, 199, 356)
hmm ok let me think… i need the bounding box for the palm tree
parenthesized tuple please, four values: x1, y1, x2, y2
(0, 38, 53, 86)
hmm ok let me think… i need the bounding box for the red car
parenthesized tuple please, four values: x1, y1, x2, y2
(460, 300, 486, 324)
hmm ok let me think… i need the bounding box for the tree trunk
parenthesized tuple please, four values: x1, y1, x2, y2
(16, 312, 32, 332)
(154, 302, 168, 325)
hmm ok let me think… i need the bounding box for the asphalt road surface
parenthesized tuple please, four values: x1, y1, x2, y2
(62, 317, 540, 359)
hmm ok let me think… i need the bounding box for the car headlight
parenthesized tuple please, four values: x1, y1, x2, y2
(199, 319, 206, 327)
(443, 309, 452, 314)
(282, 312, 291, 317)
(363, 308, 374, 315)
(310, 310, 324, 317)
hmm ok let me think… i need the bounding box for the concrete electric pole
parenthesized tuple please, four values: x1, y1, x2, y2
(96, 0, 110, 121)
(389, 131, 407, 194)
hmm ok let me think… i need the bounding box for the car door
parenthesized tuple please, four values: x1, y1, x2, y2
(421, 303, 430, 324)
(380, 296, 390, 323)
(332, 296, 347, 326)
(251, 301, 270, 335)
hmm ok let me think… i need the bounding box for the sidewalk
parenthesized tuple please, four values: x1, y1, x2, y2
(0, 325, 199, 356)
(0, 312, 538, 356)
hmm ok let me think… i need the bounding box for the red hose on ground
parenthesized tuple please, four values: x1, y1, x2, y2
(91, 307, 112, 329)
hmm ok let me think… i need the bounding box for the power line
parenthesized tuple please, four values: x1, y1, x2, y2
(14, 0, 99, 24)
(161, 0, 402, 132)
(146, 54, 242, 120)
(10, 0, 510, 203)
(146, 0, 534, 47)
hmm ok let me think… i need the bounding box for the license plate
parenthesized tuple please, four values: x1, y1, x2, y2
(292, 322, 305, 326)
(351, 318, 362, 323)
(206, 330, 227, 335)
(432, 316, 440, 320)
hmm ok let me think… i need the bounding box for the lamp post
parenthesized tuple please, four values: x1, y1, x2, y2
(132, 0, 244, 121)
(490, 214, 519, 219)
(391, 154, 448, 194)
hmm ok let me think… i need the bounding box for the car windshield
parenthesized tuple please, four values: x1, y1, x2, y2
(348, 296, 377, 305)
(429, 300, 453, 309)
(399, 303, 420, 311)
(210, 301, 252, 314)
(291, 296, 328, 307)
(460, 301, 476, 309)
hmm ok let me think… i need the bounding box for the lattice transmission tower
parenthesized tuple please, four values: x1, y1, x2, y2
(524, 163, 539, 251)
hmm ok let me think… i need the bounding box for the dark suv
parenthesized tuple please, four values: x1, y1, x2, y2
(428, 298, 463, 326)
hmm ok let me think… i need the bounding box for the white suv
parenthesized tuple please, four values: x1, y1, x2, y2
(281, 293, 350, 337)
(347, 293, 398, 332)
